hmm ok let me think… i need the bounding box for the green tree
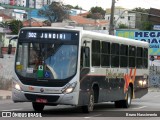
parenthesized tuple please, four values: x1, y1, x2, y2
(132, 7, 149, 13)
(118, 23, 128, 29)
(9, 20, 23, 34)
(0, 21, 9, 28)
(140, 21, 153, 30)
(65, 4, 82, 9)
(38, 1, 69, 23)
(87, 6, 106, 19)
(65, 4, 74, 9)
(74, 5, 82, 9)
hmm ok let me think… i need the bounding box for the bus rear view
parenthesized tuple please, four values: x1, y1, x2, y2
(12, 27, 80, 111)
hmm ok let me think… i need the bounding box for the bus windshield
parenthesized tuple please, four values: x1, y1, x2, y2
(15, 42, 78, 80)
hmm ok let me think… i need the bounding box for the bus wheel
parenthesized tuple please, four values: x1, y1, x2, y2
(114, 101, 121, 108)
(122, 86, 132, 108)
(32, 102, 45, 111)
(82, 91, 94, 113)
(115, 86, 132, 108)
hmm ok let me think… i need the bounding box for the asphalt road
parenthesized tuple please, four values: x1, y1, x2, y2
(0, 91, 160, 120)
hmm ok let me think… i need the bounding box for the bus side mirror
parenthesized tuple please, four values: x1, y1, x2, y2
(8, 44, 12, 54)
(7, 36, 18, 54)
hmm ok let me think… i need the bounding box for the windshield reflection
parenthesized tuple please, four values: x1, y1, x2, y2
(15, 42, 78, 80)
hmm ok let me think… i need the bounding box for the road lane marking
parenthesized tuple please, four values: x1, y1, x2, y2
(132, 106, 147, 110)
(84, 114, 102, 118)
(1, 108, 23, 111)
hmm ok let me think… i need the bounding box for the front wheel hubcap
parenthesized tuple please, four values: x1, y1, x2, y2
(127, 91, 131, 105)
(88, 94, 94, 111)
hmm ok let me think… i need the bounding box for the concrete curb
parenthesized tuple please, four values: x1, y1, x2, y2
(148, 88, 160, 92)
(0, 90, 12, 100)
(0, 96, 11, 100)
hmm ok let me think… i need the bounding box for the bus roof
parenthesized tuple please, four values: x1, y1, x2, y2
(81, 30, 149, 48)
(20, 26, 81, 32)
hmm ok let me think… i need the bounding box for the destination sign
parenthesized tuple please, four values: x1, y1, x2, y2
(19, 29, 79, 41)
(27, 32, 72, 40)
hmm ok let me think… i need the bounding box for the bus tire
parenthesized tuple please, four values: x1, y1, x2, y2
(114, 101, 121, 108)
(122, 86, 132, 108)
(32, 102, 45, 111)
(82, 90, 94, 113)
(115, 86, 132, 108)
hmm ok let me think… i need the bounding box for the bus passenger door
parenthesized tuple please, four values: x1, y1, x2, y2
(79, 44, 91, 106)
(80, 46, 90, 78)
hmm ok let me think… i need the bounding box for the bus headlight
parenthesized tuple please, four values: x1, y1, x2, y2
(13, 82, 21, 91)
(15, 84, 21, 90)
(62, 82, 77, 94)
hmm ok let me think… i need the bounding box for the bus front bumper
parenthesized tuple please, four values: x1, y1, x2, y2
(12, 88, 78, 105)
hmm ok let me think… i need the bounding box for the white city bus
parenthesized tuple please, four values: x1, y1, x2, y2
(10, 27, 149, 113)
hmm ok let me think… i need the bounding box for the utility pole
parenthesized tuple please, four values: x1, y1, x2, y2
(0, 42, 3, 58)
(109, 0, 115, 35)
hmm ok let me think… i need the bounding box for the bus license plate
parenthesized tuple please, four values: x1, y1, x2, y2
(36, 98, 47, 103)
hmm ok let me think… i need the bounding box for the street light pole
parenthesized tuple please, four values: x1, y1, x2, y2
(109, 0, 115, 35)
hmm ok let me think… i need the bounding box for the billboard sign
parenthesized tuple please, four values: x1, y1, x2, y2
(153, 25, 160, 30)
(116, 30, 160, 56)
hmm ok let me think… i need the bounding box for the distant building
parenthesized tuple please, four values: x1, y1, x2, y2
(16, 0, 26, 7)
(69, 9, 88, 16)
(0, 13, 12, 21)
(10, 0, 16, 5)
(105, 7, 136, 29)
(23, 18, 47, 27)
(29, 7, 88, 22)
(69, 15, 108, 30)
(29, 6, 48, 20)
(0, 9, 26, 21)
(0, 0, 10, 5)
(12, 9, 26, 21)
(148, 8, 160, 25)
(0, 0, 55, 9)
(30, 9, 44, 19)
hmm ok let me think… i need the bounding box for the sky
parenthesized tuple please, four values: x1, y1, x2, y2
(62, 0, 160, 10)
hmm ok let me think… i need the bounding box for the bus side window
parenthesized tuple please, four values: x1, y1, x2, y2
(81, 47, 90, 69)
(143, 48, 148, 68)
(111, 43, 120, 67)
(129, 45, 136, 68)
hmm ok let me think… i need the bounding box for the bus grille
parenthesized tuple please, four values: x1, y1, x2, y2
(24, 93, 60, 103)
